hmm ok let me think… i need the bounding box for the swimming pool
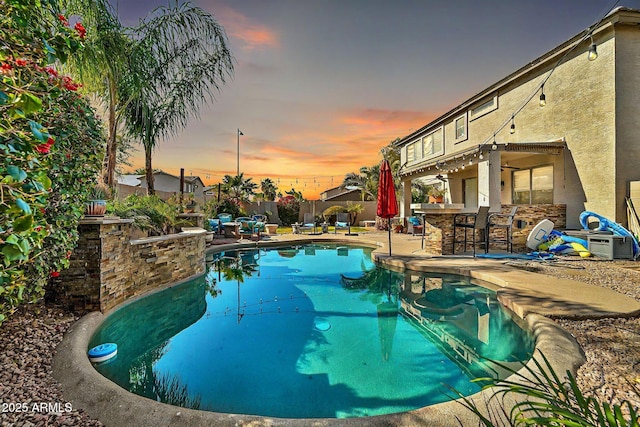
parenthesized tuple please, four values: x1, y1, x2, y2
(89, 243, 534, 419)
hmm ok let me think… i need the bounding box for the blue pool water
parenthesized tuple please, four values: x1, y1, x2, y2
(90, 244, 534, 419)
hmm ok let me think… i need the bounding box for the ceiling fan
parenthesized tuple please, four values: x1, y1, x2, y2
(501, 164, 521, 171)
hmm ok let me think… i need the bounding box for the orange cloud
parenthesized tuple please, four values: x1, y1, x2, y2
(210, 5, 278, 51)
(127, 106, 437, 200)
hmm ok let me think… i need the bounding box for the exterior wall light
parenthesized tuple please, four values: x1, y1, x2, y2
(588, 40, 598, 61)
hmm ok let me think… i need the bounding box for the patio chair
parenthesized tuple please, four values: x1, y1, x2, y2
(218, 213, 232, 223)
(452, 206, 490, 257)
(407, 216, 423, 236)
(208, 218, 222, 235)
(251, 214, 267, 233)
(299, 212, 317, 234)
(334, 212, 351, 234)
(236, 217, 262, 239)
(486, 206, 518, 252)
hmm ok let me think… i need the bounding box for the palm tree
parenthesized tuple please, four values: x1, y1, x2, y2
(343, 165, 380, 201)
(123, 2, 234, 194)
(285, 188, 305, 202)
(64, 0, 132, 188)
(222, 173, 258, 203)
(65, 0, 234, 193)
(260, 178, 277, 201)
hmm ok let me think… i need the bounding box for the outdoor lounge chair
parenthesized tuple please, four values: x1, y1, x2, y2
(452, 206, 490, 256)
(299, 213, 317, 234)
(486, 206, 518, 252)
(334, 212, 351, 234)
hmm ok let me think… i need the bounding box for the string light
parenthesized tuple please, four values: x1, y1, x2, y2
(510, 115, 516, 134)
(539, 84, 546, 107)
(491, 133, 498, 151)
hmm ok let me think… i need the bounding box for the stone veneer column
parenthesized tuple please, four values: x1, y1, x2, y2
(50, 217, 133, 313)
(51, 216, 206, 313)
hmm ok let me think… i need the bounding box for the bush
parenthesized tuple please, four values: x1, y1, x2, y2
(322, 205, 346, 225)
(1, 0, 101, 324)
(108, 195, 183, 236)
(277, 195, 300, 226)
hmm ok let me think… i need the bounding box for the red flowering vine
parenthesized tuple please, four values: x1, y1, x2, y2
(0, 62, 12, 75)
(58, 14, 68, 26)
(35, 137, 55, 154)
(74, 22, 86, 39)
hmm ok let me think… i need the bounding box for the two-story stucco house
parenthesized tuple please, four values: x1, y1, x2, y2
(138, 171, 206, 198)
(394, 7, 640, 253)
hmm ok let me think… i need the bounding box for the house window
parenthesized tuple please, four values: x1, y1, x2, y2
(470, 95, 498, 120)
(454, 114, 467, 142)
(407, 139, 422, 162)
(422, 127, 444, 158)
(513, 165, 553, 204)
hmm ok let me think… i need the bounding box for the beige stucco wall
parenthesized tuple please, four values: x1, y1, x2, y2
(399, 18, 635, 229)
(615, 25, 640, 226)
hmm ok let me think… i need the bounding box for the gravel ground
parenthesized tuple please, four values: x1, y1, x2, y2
(1, 257, 639, 426)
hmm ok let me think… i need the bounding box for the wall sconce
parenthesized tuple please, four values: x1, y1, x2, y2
(588, 36, 598, 61)
(539, 84, 546, 107)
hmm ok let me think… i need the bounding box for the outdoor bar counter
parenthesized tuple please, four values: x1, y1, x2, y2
(413, 203, 568, 256)
(414, 203, 474, 256)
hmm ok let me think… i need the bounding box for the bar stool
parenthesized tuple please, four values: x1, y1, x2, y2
(452, 206, 490, 256)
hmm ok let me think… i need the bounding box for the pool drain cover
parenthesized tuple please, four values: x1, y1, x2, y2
(314, 321, 331, 331)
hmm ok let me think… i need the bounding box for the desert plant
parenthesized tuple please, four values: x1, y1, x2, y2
(89, 181, 111, 200)
(453, 350, 640, 426)
(345, 202, 364, 225)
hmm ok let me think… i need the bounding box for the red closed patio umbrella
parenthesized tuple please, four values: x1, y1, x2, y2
(377, 159, 398, 256)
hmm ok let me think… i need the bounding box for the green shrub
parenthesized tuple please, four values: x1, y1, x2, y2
(322, 205, 346, 225)
(108, 194, 183, 236)
(276, 195, 300, 226)
(1, 0, 101, 324)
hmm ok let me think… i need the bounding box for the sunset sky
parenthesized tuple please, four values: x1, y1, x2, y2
(110, 0, 638, 199)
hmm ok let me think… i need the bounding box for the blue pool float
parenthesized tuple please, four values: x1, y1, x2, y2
(88, 343, 118, 363)
(579, 211, 640, 258)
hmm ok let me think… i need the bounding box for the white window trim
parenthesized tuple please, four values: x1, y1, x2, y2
(469, 94, 498, 121)
(453, 113, 468, 144)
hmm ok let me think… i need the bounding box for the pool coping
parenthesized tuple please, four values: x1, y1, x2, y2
(52, 236, 640, 426)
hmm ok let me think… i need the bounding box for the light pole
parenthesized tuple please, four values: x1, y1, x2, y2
(237, 128, 243, 176)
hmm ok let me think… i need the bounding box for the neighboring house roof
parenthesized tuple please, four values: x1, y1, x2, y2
(184, 175, 205, 187)
(117, 174, 142, 187)
(320, 186, 362, 201)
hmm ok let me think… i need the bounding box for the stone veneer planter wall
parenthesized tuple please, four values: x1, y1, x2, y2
(50, 217, 206, 313)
